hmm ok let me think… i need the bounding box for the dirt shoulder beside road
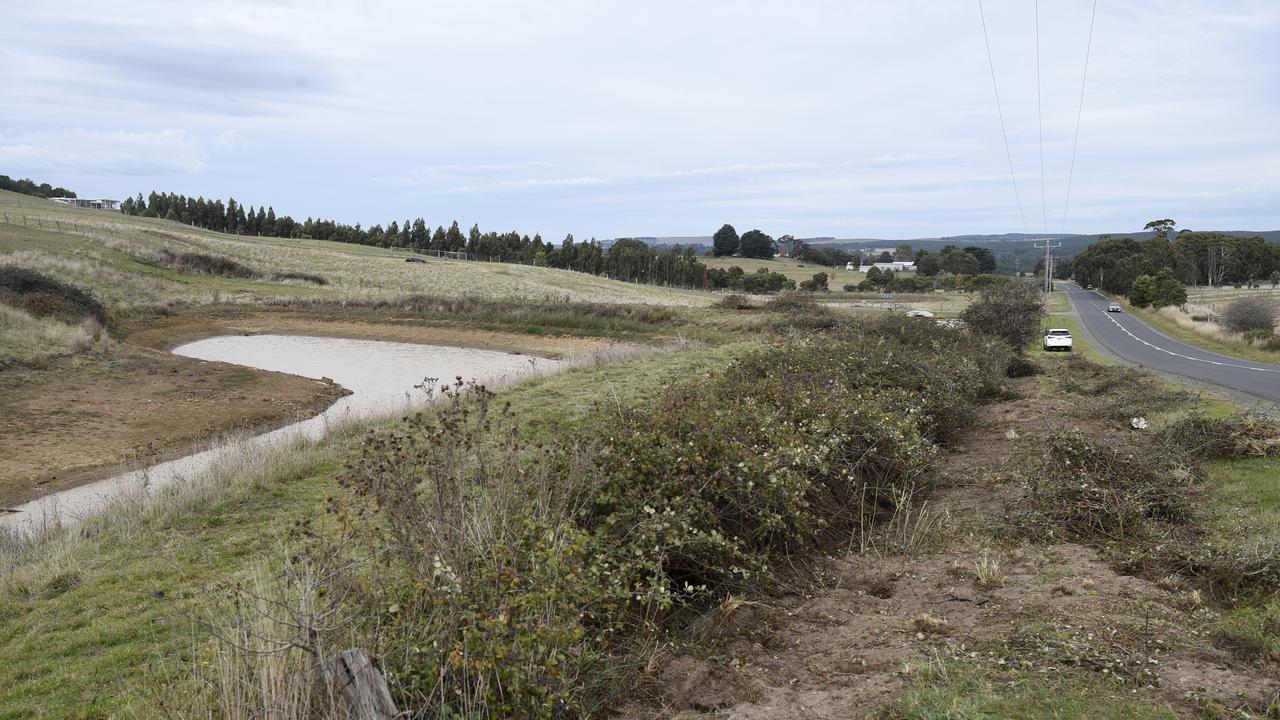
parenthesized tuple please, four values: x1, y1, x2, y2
(622, 365, 1278, 718)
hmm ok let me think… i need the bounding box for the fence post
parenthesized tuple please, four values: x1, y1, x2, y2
(318, 649, 399, 719)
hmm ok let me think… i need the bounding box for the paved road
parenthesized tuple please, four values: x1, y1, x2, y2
(1059, 283, 1280, 403)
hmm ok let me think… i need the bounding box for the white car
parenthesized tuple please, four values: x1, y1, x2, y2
(1043, 328, 1073, 352)
(1107, 303, 1122, 313)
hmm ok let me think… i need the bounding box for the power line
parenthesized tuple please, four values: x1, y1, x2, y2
(1061, 0, 1099, 232)
(977, 0, 1030, 235)
(1036, 0, 1047, 234)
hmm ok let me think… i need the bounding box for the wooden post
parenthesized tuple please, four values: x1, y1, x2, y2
(318, 648, 399, 719)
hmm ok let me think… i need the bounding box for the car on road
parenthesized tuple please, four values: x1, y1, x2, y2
(1107, 303, 1122, 313)
(1043, 328, 1073, 352)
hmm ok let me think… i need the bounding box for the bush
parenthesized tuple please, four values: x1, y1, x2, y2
(270, 271, 328, 286)
(798, 272, 829, 292)
(765, 292, 819, 313)
(1221, 296, 1276, 333)
(0, 265, 107, 324)
(959, 281, 1043, 356)
(712, 293, 754, 310)
(156, 249, 257, 278)
(333, 317, 1011, 716)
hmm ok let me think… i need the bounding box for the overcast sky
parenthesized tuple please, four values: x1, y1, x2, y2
(2, 1, 1277, 240)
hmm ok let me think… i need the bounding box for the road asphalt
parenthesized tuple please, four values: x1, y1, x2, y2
(1058, 283, 1280, 404)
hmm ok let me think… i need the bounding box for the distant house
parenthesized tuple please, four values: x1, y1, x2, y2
(849, 261, 916, 273)
(50, 197, 120, 211)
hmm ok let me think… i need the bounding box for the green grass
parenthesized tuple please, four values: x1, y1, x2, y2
(1198, 456, 1280, 666)
(0, 189, 707, 310)
(701, 255, 866, 288)
(0, 339, 757, 717)
(891, 661, 1177, 719)
(1206, 457, 1280, 545)
(0, 456, 345, 718)
(1121, 301, 1280, 365)
(0, 188, 714, 363)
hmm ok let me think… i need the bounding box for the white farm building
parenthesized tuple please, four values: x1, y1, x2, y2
(849, 261, 916, 273)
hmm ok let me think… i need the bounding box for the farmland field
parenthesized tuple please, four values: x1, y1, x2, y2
(701, 255, 867, 288)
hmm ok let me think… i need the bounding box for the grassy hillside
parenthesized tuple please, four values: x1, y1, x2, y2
(701, 255, 866, 288)
(0, 190, 704, 309)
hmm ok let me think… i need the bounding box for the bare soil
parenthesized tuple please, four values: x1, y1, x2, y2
(1, 306, 615, 507)
(624, 375, 1279, 719)
(0, 345, 346, 507)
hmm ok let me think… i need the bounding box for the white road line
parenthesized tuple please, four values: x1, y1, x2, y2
(1076, 290, 1280, 374)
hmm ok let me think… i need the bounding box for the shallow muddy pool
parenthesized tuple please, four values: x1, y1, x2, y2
(2, 335, 555, 532)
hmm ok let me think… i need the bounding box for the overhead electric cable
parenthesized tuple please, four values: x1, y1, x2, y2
(977, 0, 1030, 235)
(1036, 0, 1047, 234)
(1061, 0, 1098, 232)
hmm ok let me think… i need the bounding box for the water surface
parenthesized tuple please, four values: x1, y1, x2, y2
(3, 335, 552, 531)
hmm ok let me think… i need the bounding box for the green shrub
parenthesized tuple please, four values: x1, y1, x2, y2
(336, 318, 1011, 716)
(959, 281, 1043, 357)
(798, 272, 829, 292)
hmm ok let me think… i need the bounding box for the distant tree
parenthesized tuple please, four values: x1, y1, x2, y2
(776, 234, 798, 257)
(915, 252, 940, 277)
(1144, 218, 1177, 239)
(1271, 270, 1280, 289)
(894, 243, 914, 261)
(0, 174, 76, 198)
(940, 249, 979, 276)
(798, 272, 829, 292)
(1128, 274, 1156, 307)
(963, 246, 998, 273)
(445, 221, 465, 251)
(1150, 268, 1187, 308)
(864, 267, 884, 286)
(738, 229, 776, 259)
(712, 224, 739, 257)
(877, 250, 893, 263)
(410, 218, 429, 248)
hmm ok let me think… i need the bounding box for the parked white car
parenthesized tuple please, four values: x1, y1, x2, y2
(1043, 328, 1073, 352)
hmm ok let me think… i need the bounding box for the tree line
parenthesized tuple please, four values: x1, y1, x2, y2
(119, 191, 802, 292)
(1071, 220, 1280, 294)
(0, 175, 76, 199)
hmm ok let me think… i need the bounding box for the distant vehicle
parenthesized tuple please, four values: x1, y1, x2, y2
(905, 309, 935, 319)
(1107, 303, 1122, 313)
(1043, 328, 1073, 352)
(1086, 285, 1095, 290)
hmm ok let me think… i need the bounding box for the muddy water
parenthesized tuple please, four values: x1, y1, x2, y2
(2, 335, 555, 532)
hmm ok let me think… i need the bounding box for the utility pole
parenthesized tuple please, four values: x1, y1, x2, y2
(1034, 237, 1061, 334)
